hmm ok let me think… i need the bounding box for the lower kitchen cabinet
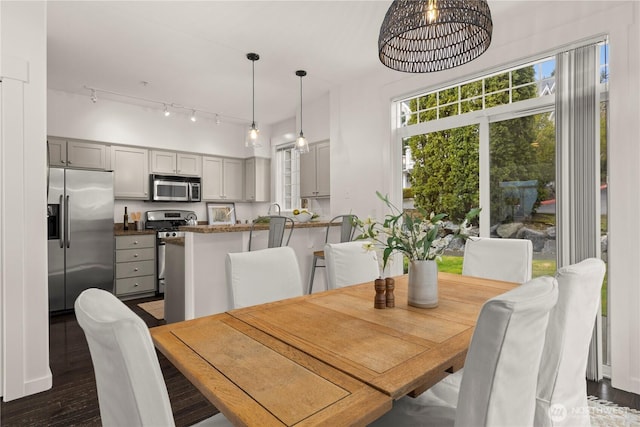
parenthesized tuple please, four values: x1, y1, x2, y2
(115, 234, 156, 298)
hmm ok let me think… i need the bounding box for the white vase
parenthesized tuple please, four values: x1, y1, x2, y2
(408, 259, 438, 308)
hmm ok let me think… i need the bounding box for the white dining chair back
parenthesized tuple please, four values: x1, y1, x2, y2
(535, 258, 606, 427)
(324, 241, 380, 289)
(370, 276, 558, 427)
(75, 288, 230, 427)
(462, 236, 533, 283)
(226, 246, 304, 308)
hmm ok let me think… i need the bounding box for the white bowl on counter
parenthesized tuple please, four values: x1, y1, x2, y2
(294, 212, 313, 223)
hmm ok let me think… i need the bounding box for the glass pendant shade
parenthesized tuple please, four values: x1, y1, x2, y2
(246, 122, 261, 148)
(378, 0, 493, 73)
(295, 132, 309, 154)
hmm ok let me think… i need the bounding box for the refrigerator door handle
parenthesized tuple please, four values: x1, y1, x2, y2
(59, 194, 65, 248)
(65, 195, 71, 248)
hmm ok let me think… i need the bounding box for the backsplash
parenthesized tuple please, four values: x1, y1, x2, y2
(114, 200, 265, 226)
(113, 198, 331, 226)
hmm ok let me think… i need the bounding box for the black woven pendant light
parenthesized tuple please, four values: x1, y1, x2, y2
(378, 0, 493, 73)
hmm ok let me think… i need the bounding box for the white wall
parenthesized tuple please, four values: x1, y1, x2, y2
(328, 1, 640, 394)
(1, 0, 51, 400)
(48, 89, 270, 158)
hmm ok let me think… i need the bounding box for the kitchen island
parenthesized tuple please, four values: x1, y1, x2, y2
(167, 220, 343, 322)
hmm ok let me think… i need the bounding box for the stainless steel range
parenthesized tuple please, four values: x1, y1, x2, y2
(144, 209, 197, 294)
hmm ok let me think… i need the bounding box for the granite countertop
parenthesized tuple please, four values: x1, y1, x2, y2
(180, 220, 334, 234)
(114, 224, 156, 236)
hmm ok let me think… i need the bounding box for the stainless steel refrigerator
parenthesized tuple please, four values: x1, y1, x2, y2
(47, 168, 114, 311)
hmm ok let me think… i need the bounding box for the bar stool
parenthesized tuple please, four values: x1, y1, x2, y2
(248, 215, 294, 251)
(307, 214, 357, 294)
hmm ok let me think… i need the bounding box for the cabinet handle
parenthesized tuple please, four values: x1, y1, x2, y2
(133, 241, 139, 245)
(60, 160, 65, 164)
(134, 283, 139, 287)
(68, 160, 72, 164)
(134, 268, 139, 272)
(134, 253, 139, 258)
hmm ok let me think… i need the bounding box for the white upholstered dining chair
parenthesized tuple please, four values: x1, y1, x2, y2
(75, 288, 231, 427)
(370, 275, 558, 427)
(324, 241, 380, 289)
(226, 246, 304, 308)
(462, 236, 533, 283)
(535, 258, 606, 426)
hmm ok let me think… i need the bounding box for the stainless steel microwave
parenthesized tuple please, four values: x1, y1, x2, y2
(150, 174, 201, 202)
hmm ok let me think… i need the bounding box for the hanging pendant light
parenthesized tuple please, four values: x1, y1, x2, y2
(378, 0, 493, 73)
(246, 52, 261, 147)
(295, 70, 309, 154)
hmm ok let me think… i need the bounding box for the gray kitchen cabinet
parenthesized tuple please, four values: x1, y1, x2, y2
(47, 138, 110, 170)
(245, 157, 270, 202)
(202, 156, 244, 201)
(300, 141, 330, 198)
(111, 146, 149, 199)
(115, 234, 156, 298)
(150, 150, 201, 176)
(177, 153, 202, 176)
(150, 150, 176, 174)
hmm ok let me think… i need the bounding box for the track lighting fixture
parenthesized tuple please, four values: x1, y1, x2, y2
(295, 70, 309, 154)
(246, 52, 261, 148)
(82, 86, 245, 126)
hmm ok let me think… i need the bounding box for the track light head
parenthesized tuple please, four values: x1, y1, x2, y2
(190, 110, 197, 122)
(164, 104, 171, 117)
(90, 89, 97, 103)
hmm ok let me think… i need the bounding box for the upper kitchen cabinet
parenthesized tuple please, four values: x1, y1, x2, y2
(150, 150, 201, 176)
(300, 141, 330, 198)
(111, 146, 149, 199)
(202, 156, 244, 201)
(245, 157, 271, 202)
(47, 138, 110, 170)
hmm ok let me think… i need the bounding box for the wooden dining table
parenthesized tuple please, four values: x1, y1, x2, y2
(151, 272, 517, 426)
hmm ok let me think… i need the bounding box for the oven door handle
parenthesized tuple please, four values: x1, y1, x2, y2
(157, 240, 166, 281)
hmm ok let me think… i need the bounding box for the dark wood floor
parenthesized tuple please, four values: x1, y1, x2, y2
(1, 296, 639, 426)
(0, 297, 218, 427)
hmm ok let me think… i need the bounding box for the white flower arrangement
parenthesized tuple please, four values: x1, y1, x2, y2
(355, 192, 480, 269)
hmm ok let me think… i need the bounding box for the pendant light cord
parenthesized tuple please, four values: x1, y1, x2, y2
(247, 52, 259, 129)
(299, 75, 303, 134)
(296, 70, 307, 135)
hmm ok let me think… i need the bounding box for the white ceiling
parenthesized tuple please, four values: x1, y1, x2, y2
(47, 0, 399, 126)
(47, 1, 516, 127)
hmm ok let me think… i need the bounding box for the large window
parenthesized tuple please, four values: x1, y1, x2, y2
(399, 41, 610, 371)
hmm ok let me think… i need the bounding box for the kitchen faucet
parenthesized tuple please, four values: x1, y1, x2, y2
(268, 203, 281, 216)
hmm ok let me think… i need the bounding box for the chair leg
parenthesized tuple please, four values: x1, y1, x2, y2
(308, 255, 319, 294)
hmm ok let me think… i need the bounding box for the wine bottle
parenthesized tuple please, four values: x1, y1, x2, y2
(123, 206, 129, 231)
